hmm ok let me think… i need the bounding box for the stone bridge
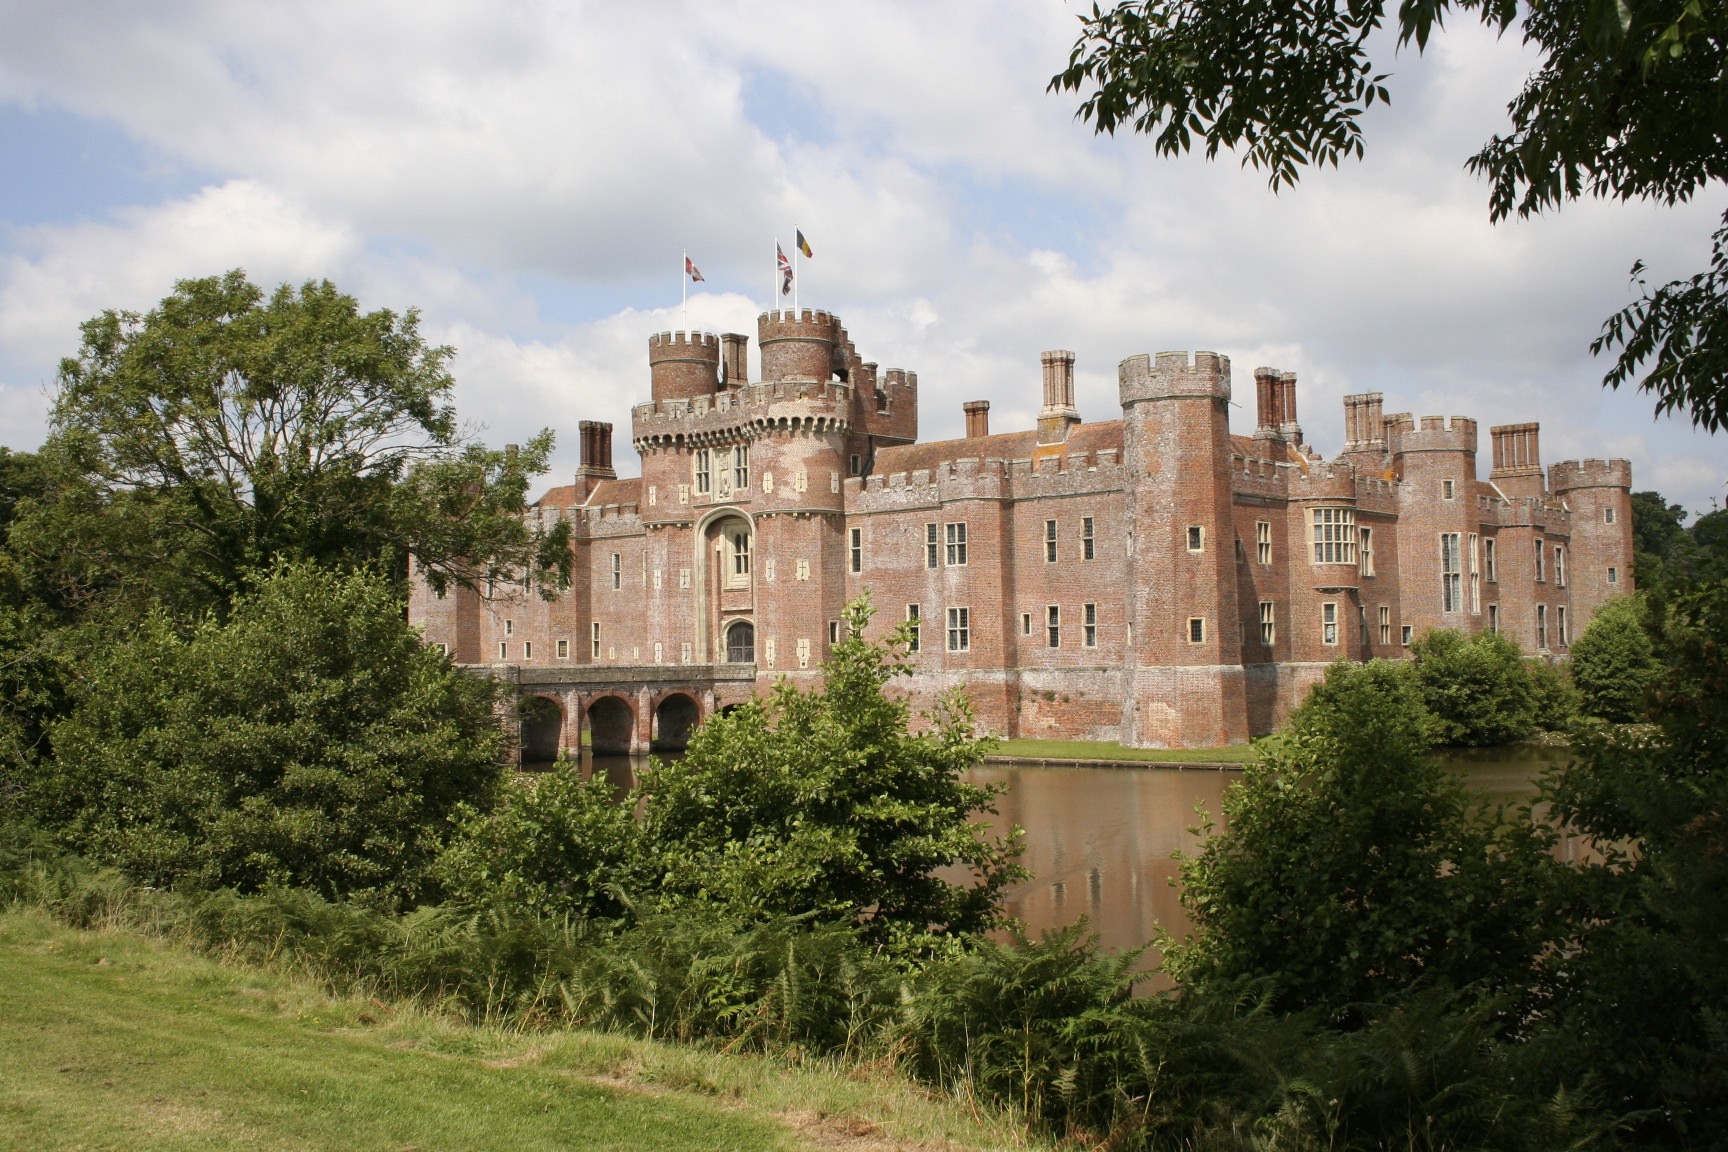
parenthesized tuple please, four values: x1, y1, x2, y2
(483, 663, 760, 762)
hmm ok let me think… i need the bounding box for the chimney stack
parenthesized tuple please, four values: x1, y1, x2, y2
(1038, 349, 1080, 444)
(720, 333, 749, 387)
(577, 419, 615, 500)
(963, 400, 990, 438)
(1489, 422, 1544, 500)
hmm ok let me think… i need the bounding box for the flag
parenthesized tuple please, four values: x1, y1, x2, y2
(796, 230, 813, 259)
(777, 242, 793, 295)
(685, 256, 704, 282)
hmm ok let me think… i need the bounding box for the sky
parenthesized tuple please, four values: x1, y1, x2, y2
(1, 1, 1723, 517)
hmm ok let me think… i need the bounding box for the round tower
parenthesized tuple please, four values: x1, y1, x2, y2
(758, 309, 840, 384)
(648, 331, 721, 403)
(1551, 459, 1635, 631)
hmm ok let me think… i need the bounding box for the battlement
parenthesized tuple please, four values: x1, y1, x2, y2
(1390, 414, 1477, 455)
(1119, 350, 1232, 405)
(1289, 462, 1358, 502)
(1550, 458, 1632, 491)
(648, 330, 721, 403)
(758, 308, 841, 383)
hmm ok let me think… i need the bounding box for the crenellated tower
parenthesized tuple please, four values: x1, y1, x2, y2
(1550, 458, 1634, 631)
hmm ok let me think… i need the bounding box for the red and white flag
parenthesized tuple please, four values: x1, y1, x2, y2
(685, 256, 704, 282)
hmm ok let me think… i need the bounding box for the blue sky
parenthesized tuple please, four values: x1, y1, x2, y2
(2, 0, 1723, 516)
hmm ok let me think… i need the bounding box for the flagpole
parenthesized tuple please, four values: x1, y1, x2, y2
(773, 237, 779, 316)
(681, 249, 688, 329)
(793, 229, 800, 315)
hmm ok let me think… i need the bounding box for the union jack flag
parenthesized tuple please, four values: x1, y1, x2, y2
(776, 243, 793, 295)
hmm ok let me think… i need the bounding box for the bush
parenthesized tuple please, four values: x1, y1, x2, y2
(1411, 628, 1537, 746)
(26, 562, 504, 906)
(1525, 656, 1581, 731)
(1568, 594, 1659, 723)
(1166, 660, 1557, 1015)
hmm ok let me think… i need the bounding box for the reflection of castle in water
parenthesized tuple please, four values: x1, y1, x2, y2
(412, 309, 1633, 755)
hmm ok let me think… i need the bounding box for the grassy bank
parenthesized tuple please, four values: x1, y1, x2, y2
(0, 909, 1038, 1152)
(989, 738, 1255, 765)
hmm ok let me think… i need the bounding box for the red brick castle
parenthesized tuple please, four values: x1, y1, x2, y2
(409, 310, 1634, 754)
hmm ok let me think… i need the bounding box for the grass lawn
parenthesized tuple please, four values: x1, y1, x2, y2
(990, 738, 1256, 765)
(0, 910, 1035, 1152)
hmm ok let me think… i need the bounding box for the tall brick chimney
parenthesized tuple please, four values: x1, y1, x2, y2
(577, 419, 615, 500)
(963, 400, 990, 438)
(1038, 349, 1080, 444)
(1489, 422, 1544, 500)
(720, 332, 749, 387)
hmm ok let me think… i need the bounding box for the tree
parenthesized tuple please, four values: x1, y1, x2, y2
(1051, 0, 1728, 430)
(12, 271, 569, 619)
(27, 562, 505, 906)
(637, 598, 1025, 955)
(1166, 659, 1556, 1014)
(1568, 593, 1659, 721)
(1410, 627, 1537, 746)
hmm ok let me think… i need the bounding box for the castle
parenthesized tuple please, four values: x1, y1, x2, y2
(409, 309, 1634, 755)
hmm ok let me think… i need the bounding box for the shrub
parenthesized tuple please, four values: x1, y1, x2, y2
(28, 562, 504, 906)
(1411, 628, 1537, 746)
(1568, 594, 1659, 723)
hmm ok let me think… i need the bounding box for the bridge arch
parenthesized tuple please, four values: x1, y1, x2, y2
(652, 692, 700, 751)
(521, 693, 565, 762)
(586, 694, 636, 755)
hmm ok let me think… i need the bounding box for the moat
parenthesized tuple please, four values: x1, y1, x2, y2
(536, 746, 1563, 967)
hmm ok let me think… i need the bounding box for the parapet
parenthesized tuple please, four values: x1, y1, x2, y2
(1390, 414, 1477, 456)
(1549, 458, 1632, 492)
(758, 308, 842, 383)
(1119, 350, 1232, 406)
(648, 331, 721, 403)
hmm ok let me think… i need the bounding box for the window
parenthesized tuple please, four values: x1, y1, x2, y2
(925, 523, 939, 568)
(727, 529, 751, 586)
(1535, 541, 1545, 583)
(694, 449, 712, 495)
(591, 622, 601, 659)
(556, 639, 570, 659)
(504, 619, 514, 636)
(797, 637, 811, 668)
(1555, 546, 1567, 588)
(849, 453, 861, 476)
(1046, 605, 1060, 648)
(1187, 525, 1204, 552)
(1082, 516, 1096, 560)
(1608, 566, 1619, 585)
(523, 641, 532, 659)
(732, 444, 750, 491)
(1537, 604, 1549, 649)
(1322, 602, 1338, 646)
(1469, 533, 1481, 614)
(1441, 532, 1462, 612)
(849, 528, 862, 574)
(1360, 527, 1375, 577)
(829, 620, 841, 645)
(1235, 538, 1245, 564)
(1260, 601, 1276, 646)
(947, 607, 970, 652)
(1558, 605, 1569, 645)
(1442, 478, 1456, 500)
(1604, 507, 1616, 524)
(434, 641, 449, 657)
(1256, 520, 1272, 565)
(1488, 604, 1499, 632)
(1311, 507, 1357, 564)
(611, 554, 621, 589)
(1401, 625, 1414, 646)
(1045, 519, 1058, 563)
(945, 522, 968, 566)
(795, 558, 810, 581)
(1084, 603, 1097, 647)
(1360, 605, 1371, 648)
(1485, 538, 1498, 582)
(1378, 606, 1391, 646)
(498, 642, 507, 660)
(727, 621, 756, 663)
(906, 604, 921, 652)
(1188, 617, 1206, 644)
(1022, 612, 1032, 636)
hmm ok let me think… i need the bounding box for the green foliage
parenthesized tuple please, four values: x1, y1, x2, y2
(11, 270, 568, 619)
(1167, 660, 1557, 1015)
(1411, 627, 1537, 746)
(1524, 656, 1581, 732)
(638, 599, 1023, 956)
(1538, 577, 1728, 1144)
(1569, 593, 1660, 722)
(26, 562, 504, 906)
(1052, 0, 1728, 429)
(436, 767, 641, 921)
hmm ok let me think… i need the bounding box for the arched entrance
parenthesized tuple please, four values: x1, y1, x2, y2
(652, 693, 700, 751)
(725, 620, 756, 663)
(696, 508, 754, 663)
(521, 694, 565, 763)
(587, 695, 635, 755)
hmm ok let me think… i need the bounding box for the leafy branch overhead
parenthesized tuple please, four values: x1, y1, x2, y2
(1052, 0, 1728, 431)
